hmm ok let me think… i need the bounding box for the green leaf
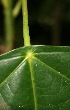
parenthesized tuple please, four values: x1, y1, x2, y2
(0, 46, 70, 110)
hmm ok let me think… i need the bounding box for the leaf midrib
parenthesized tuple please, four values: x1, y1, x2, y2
(28, 57, 38, 110)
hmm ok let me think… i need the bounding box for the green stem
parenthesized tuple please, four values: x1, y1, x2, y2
(3, 0, 14, 51)
(22, 0, 31, 46)
(13, 0, 21, 18)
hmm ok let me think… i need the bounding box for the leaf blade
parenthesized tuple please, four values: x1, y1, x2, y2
(0, 46, 70, 110)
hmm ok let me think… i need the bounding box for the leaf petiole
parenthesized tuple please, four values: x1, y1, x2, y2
(22, 0, 31, 46)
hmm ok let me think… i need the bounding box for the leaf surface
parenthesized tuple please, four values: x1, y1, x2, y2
(0, 46, 70, 110)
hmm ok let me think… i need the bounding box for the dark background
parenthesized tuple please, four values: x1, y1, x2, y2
(0, 0, 70, 52)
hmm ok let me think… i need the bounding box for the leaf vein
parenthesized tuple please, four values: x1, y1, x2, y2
(34, 56, 70, 81)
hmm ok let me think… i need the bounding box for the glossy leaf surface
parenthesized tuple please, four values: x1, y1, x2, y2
(0, 46, 70, 110)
